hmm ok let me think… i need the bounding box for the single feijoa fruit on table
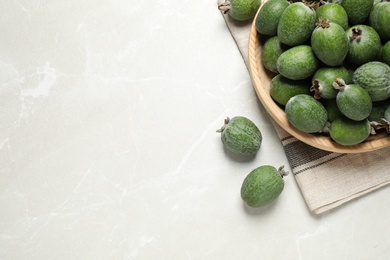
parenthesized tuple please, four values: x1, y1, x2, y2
(276, 45, 319, 80)
(329, 116, 371, 146)
(311, 19, 349, 67)
(352, 61, 390, 101)
(316, 3, 349, 30)
(342, 0, 374, 25)
(255, 0, 289, 36)
(285, 94, 328, 133)
(241, 165, 289, 208)
(277, 2, 316, 46)
(369, 0, 390, 42)
(333, 78, 372, 121)
(218, 0, 262, 21)
(217, 116, 262, 156)
(346, 25, 382, 66)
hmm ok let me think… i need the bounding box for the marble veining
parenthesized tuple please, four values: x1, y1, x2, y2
(0, 0, 389, 259)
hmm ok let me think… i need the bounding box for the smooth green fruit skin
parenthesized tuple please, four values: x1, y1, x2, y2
(383, 41, 390, 66)
(342, 0, 373, 25)
(316, 3, 349, 30)
(311, 22, 349, 66)
(262, 36, 286, 73)
(227, 0, 262, 21)
(285, 94, 328, 133)
(353, 61, 390, 101)
(312, 66, 352, 99)
(369, 2, 390, 42)
(384, 104, 390, 121)
(369, 100, 390, 122)
(277, 2, 316, 46)
(277, 45, 319, 80)
(256, 0, 289, 36)
(336, 84, 372, 121)
(241, 165, 284, 208)
(270, 74, 309, 106)
(321, 98, 343, 122)
(346, 25, 382, 66)
(329, 117, 371, 146)
(220, 116, 262, 155)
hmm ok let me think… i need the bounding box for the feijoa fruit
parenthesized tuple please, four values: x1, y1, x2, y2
(262, 36, 287, 73)
(382, 41, 390, 66)
(346, 25, 382, 66)
(218, 0, 262, 21)
(342, 0, 374, 25)
(277, 2, 317, 46)
(256, 0, 289, 36)
(369, 1, 390, 42)
(311, 18, 349, 67)
(329, 116, 371, 146)
(241, 165, 288, 208)
(270, 74, 309, 106)
(217, 116, 262, 156)
(285, 94, 328, 133)
(352, 61, 390, 101)
(311, 66, 352, 99)
(333, 78, 372, 121)
(276, 45, 319, 80)
(316, 3, 349, 30)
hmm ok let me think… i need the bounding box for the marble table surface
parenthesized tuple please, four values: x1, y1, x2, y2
(1, 0, 389, 259)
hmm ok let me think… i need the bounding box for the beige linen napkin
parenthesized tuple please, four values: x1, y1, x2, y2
(221, 14, 390, 214)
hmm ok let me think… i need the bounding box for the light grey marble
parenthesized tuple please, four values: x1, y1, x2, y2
(0, 0, 389, 259)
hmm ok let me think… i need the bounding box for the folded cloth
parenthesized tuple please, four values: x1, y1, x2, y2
(221, 13, 390, 214)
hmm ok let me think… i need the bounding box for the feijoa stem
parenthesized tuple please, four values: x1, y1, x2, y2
(216, 117, 230, 133)
(332, 77, 346, 91)
(316, 17, 330, 28)
(218, 0, 231, 14)
(278, 165, 289, 178)
(310, 80, 322, 99)
(350, 27, 362, 42)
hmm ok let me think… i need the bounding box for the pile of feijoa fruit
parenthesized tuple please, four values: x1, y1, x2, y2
(255, 0, 390, 146)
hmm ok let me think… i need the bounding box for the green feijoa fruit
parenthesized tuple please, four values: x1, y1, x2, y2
(276, 45, 319, 80)
(241, 165, 288, 208)
(353, 61, 390, 101)
(316, 3, 349, 30)
(311, 66, 351, 99)
(369, 1, 390, 42)
(256, 0, 290, 36)
(383, 41, 390, 66)
(346, 25, 382, 66)
(270, 74, 309, 106)
(217, 116, 262, 155)
(321, 98, 343, 122)
(333, 78, 372, 121)
(329, 116, 371, 145)
(218, 0, 262, 21)
(262, 36, 288, 73)
(342, 0, 374, 25)
(311, 19, 349, 66)
(368, 100, 390, 122)
(384, 104, 390, 121)
(277, 2, 317, 46)
(285, 94, 328, 133)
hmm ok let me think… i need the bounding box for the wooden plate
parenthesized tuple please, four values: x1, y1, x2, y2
(247, 2, 390, 154)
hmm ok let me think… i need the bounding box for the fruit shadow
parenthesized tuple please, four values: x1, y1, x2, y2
(241, 198, 281, 216)
(222, 146, 257, 162)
